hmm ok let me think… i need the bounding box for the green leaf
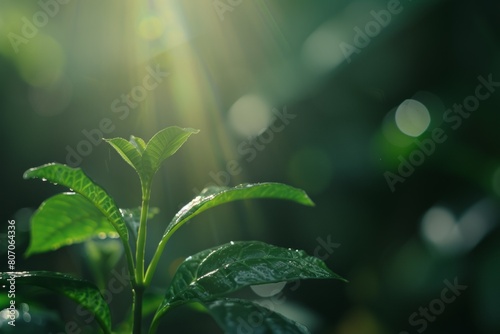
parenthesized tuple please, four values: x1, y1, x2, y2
(163, 183, 314, 240)
(130, 135, 147, 153)
(0, 271, 111, 334)
(25, 193, 118, 257)
(105, 137, 143, 173)
(204, 298, 310, 334)
(141, 126, 199, 181)
(23, 163, 128, 243)
(152, 241, 345, 326)
(105, 127, 198, 185)
(145, 183, 315, 286)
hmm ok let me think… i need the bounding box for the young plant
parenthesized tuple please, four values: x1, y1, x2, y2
(2, 126, 346, 333)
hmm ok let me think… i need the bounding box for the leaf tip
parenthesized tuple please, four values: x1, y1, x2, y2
(24, 247, 34, 258)
(181, 127, 200, 135)
(23, 169, 34, 180)
(23, 162, 56, 179)
(303, 195, 315, 206)
(295, 189, 314, 206)
(23, 163, 81, 181)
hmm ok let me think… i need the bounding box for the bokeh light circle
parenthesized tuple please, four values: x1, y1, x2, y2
(395, 99, 431, 137)
(228, 94, 272, 138)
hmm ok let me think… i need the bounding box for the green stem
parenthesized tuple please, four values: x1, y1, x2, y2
(148, 305, 169, 334)
(144, 230, 172, 286)
(124, 240, 137, 285)
(132, 183, 151, 333)
(136, 184, 151, 284)
(144, 215, 187, 285)
(132, 284, 144, 334)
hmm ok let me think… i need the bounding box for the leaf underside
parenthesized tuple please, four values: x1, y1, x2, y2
(204, 298, 310, 334)
(25, 193, 117, 257)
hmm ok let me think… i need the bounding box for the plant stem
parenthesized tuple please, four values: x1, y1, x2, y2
(124, 240, 137, 284)
(133, 183, 151, 333)
(145, 219, 186, 285)
(148, 305, 169, 334)
(133, 284, 144, 334)
(136, 185, 151, 284)
(144, 231, 172, 286)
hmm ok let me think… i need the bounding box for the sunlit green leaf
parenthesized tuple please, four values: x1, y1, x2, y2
(23, 163, 128, 243)
(163, 183, 314, 240)
(205, 298, 310, 334)
(25, 193, 117, 257)
(105, 137, 143, 173)
(152, 241, 344, 326)
(105, 127, 198, 185)
(141, 126, 199, 181)
(0, 271, 111, 334)
(130, 135, 147, 154)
